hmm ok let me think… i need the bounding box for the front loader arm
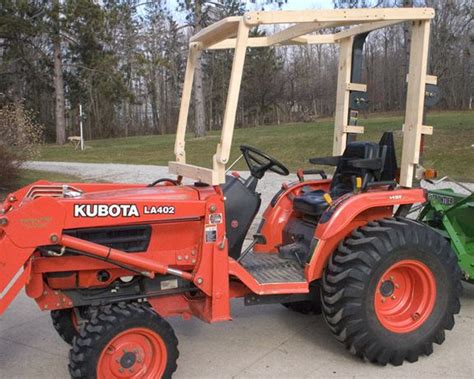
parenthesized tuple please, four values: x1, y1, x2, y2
(0, 196, 65, 315)
(0, 182, 206, 316)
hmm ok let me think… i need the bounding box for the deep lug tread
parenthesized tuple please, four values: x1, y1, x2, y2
(322, 217, 462, 366)
(51, 309, 81, 345)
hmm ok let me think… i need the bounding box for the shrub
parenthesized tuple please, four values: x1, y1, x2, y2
(0, 102, 44, 188)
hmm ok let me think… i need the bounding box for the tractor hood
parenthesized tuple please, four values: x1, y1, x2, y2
(79, 186, 200, 202)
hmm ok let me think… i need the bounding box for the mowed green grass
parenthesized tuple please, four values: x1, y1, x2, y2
(39, 111, 474, 181)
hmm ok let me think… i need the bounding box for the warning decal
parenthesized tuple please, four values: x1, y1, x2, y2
(205, 224, 217, 243)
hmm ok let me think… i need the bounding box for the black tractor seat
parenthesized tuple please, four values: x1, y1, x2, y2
(293, 135, 397, 218)
(293, 189, 328, 217)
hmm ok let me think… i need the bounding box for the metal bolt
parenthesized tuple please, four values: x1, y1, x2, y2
(209, 204, 217, 213)
(390, 276, 394, 281)
(177, 255, 182, 261)
(191, 250, 196, 256)
(412, 312, 421, 320)
(0, 209, 5, 215)
(391, 295, 396, 300)
(44, 305, 48, 309)
(129, 368, 134, 373)
(119, 368, 124, 373)
(381, 298, 386, 303)
(192, 259, 196, 264)
(43, 291, 48, 296)
(197, 277, 203, 284)
(184, 255, 189, 260)
(50, 234, 59, 243)
(0, 218, 7, 226)
(8, 196, 16, 202)
(395, 283, 400, 289)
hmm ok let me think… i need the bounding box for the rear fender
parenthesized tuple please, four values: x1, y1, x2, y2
(305, 188, 426, 281)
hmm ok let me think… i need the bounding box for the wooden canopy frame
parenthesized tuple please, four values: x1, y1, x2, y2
(169, 8, 436, 187)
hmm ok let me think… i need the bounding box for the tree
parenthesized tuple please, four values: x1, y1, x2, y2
(178, 1, 209, 137)
(51, 0, 66, 144)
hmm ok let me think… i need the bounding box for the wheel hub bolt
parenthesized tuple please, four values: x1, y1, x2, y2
(391, 295, 396, 300)
(412, 312, 421, 320)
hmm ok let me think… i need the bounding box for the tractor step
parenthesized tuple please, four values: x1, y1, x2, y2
(240, 252, 305, 284)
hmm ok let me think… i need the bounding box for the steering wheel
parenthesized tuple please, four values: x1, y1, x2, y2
(240, 145, 289, 179)
(147, 178, 179, 187)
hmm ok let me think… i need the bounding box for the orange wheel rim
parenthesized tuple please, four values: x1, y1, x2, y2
(97, 327, 167, 378)
(374, 259, 436, 333)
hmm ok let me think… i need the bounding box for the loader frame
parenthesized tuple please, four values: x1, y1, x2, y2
(169, 8, 437, 188)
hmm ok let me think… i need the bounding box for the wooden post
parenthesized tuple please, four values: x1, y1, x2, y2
(174, 43, 200, 164)
(79, 104, 84, 151)
(399, 20, 430, 187)
(333, 36, 354, 156)
(213, 20, 250, 183)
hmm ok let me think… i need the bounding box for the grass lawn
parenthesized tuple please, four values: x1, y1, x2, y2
(38, 111, 474, 181)
(0, 169, 81, 201)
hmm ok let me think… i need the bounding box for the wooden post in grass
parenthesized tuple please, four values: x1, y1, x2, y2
(79, 104, 84, 151)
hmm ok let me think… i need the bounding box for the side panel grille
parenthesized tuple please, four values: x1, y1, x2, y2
(64, 225, 152, 253)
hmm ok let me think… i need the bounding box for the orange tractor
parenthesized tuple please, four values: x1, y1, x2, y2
(0, 8, 462, 378)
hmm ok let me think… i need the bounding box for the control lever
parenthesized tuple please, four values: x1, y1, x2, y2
(237, 234, 266, 263)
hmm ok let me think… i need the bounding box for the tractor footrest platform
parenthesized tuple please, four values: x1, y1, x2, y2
(241, 252, 305, 284)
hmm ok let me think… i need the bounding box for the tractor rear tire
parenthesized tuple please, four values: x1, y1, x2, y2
(51, 309, 80, 345)
(282, 281, 322, 315)
(322, 217, 462, 366)
(69, 302, 178, 379)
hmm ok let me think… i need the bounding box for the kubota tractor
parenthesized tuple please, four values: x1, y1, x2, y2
(0, 8, 462, 378)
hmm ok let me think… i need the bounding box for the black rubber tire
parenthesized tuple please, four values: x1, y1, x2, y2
(51, 309, 80, 345)
(69, 302, 179, 379)
(322, 217, 462, 366)
(282, 282, 322, 315)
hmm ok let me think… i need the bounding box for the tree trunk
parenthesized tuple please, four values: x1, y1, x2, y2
(53, 0, 66, 145)
(193, 2, 206, 137)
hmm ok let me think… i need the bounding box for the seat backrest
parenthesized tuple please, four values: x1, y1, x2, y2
(330, 141, 381, 197)
(378, 131, 398, 181)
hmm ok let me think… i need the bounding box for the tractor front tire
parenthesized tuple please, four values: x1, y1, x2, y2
(322, 218, 462, 366)
(69, 302, 179, 379)
(51, 309, 80, 345)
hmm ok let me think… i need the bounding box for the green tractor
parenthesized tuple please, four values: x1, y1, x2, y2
(417, 177, 474, 283)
